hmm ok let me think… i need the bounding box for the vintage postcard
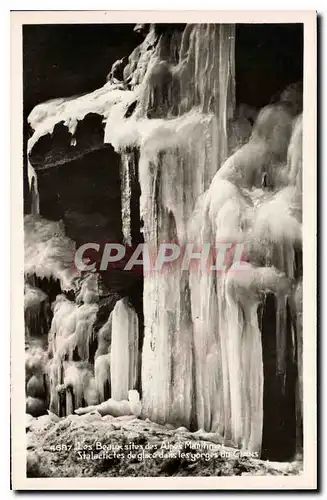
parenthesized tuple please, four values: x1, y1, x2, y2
(11, 10, 317, 490)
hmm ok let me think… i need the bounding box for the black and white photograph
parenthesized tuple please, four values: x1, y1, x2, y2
(10, 10, 317, 490)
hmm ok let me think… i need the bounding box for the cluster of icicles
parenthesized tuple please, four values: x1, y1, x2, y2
(105, 24, 303, 455)
(25, 24, 303, 457)
(46, 290, 140, 419)
(125, 105, 303, 455)
(24, 215, 141, 419)
(186, 110, 303, 454)
(25, 268, 141, 420)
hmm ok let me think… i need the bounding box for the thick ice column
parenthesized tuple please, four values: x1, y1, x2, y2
(190, 266, 223, 432)
(139, 25, 235, 428)
(178, 24, 235, 121)
(224, 279, 264, 454)
(140, 122, 222, 427)
(110, 298, 139, 401)
(242, 302, 264, 454)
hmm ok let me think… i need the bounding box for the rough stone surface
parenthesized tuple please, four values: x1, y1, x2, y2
(26, 415, 303, 478)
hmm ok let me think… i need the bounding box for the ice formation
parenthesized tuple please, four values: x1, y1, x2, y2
(103, 24, 236, 430)
(105, 23, 302, 454)
(184, 111, 302, 453)
(25, 343, 49, 417)
(95, 353, 111, 403)
(110, 298, 139, 401)
(24, 284, 50, 338)
(25, 23, 303, 458)
(74, 389, 142, 418)
(24, 215, 79, 290)
(27, 85, 136, 153)
(49, 294, 98, 361)
(27, 160, 40, 215)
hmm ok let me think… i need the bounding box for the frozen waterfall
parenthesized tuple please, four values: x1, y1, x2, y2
(25, 22, 303, 458)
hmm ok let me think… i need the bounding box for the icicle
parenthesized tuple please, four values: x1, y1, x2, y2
(24, 284, 50, 338)
(287, 114, 303, 223)
(294, 280, 303, 455)
(61, 361, 99, 415)
(110, 298, 139, 401)
(224, 265, 291, 453)
(95, 353, 111, 402)
(49, 294, 98, 363)
(137, 25, 235, 429)
(120, 153, 132, 246)
(27, 160, 40, 215)
(250, 186, 301, 387)
(276, 293, 288, 388)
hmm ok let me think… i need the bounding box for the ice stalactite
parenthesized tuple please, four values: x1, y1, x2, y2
(188, 180, 298, 453)
(136, 113, 223, 427)
(47, 294, 99, 416)
(95, 353, 111, 403)
(107, 25, 295, 434)
(120, 151, 138, 246)
(120, 153, 133, 246)
(110, 298, 139, 401)
(251, 185, 301, 392)
(223, 266, 292, 453)
(188, 180, 250, 437)
(185, 102, 302, 454)
(48, 294, 98, 362)
(46, 274, 100, 415)
(27, 85, 136, 154)
(47, 358, 100, 417)
(62, 361, 99, 414)
(293, 280, 303, 455)
(27, 160, 40, 215)
(287, 114, 303, 222)
(24, 284, 51, 339)
(107, 23, 235, 427)
(287, 115, 303, 455)
(24, 215, 79, 291)
(23, 211, 131, 417)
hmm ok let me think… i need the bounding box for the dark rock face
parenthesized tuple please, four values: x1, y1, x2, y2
(34, 143, 143, 305)
(259, 294, 297, 461)
(36, 146, 122, 243)
(24, 25, 140, 216)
